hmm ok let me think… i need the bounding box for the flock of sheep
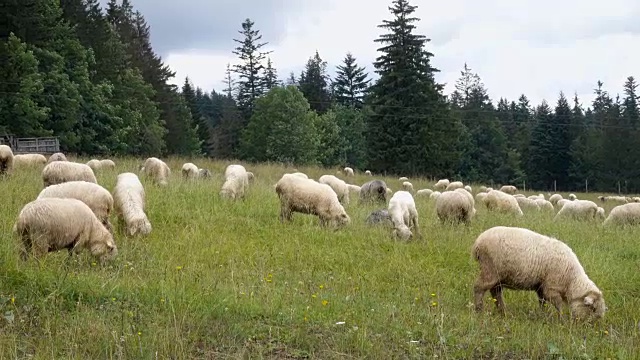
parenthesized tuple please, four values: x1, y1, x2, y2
(2, 144, 634, 322)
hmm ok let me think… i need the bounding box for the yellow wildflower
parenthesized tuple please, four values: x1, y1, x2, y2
(322, 300, 329, 306)
(176, 266, 182, 271)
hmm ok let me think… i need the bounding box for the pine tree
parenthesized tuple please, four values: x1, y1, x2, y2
(622, 76, 640, 191)
(298, 50, 332, 114)
(286, 72, 297, 86)
(263, 57, 280, 91)
(333, 52, 370, 108)
(223, 63, 234, 98)
(210, 93, 244, 159)
(182, 77, 211, 155)
(527, 101, 557, 189)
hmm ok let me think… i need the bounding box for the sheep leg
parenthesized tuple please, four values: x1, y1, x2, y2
(544, 289, 565, 315)
(490, 286, 506, 314)
(411, 215, 420, 239)
(536, 287, 547, 309)
(279, 205, 292, 223)
(473, 259, 500, 313)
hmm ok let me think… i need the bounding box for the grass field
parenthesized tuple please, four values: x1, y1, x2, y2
(1, 157, 639, 359)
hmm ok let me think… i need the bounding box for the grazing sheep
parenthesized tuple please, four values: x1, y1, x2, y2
(436, 189, 476, 225)
(603, 203, 640, 226)
(319, 174, 350, 205)
(598, 195, 629, 204)
(291, 172, 309, 179)
(549, 194, 563, 205)
(596, 207, 606, 221)
(398, 176, 409, 182)
(499, 185, 517, 195)
(415, 189, 433, 197)
(220, 164, 250, 200)
(568, 193, 577, 201)
(485, 190, 523, 216)
(387, 191, 419, 240)
(429, 191, 441, 200)
(554, 200, 598, 221)
(13, 153, 47, 167)
(0, 144, 14, 176)
(516, 197, 540, 212)
(47, 152, 67, 163)
(86, 159, 102, 172)
(181, 162, 199, 179)
(386, 188, 393, 196)
(434, 179, 450, 191)
(472, 226, 606, 320)
(475, 192, 488, 207)
(365, 209, 392, 226)
(141, 157, 171, 186)
(37, 181, 114, 232)
(246, 171, 254, 182)
(347, 184, 361, 196)
(99, 159, 116, 169)
(343, 167, 354, 176)
(514, 194, 526, 198)
(445, 181, 464, 191)
(275, 174, 350, 227)
(365, 170, 372, 176)
(478, 186, 488, 193)
(42, 161, 97, 187)
(199, 168, 212, 178)
(13, 198, 117, 263)
(528, 194, 544, 200)
(359, 180, 388, 204)
(535, 199, 555, 213)
(113, 173, 152, 236)
(464, 185, 473, 193)
(556, 199, 570, 210)
(402, 181, 414, 193)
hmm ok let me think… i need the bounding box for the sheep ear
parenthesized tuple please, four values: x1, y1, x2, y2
(583, 295, 595, 306)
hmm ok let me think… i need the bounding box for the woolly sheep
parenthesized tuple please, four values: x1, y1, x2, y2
(291, 172, 309, 179)
(142, 157, 171, 186)
(485, 190, 523, 216)
(365, 209, 392, 226)
(246, 171, 254, 182)
(598, 195, 628, 204)
(528, 194, 544, 200)
(347, 184, 361, 195)
(556, 199, 570, 210)
(464, 185, 473, 193)
(398, 176, 409, 182)
(37, 181, 114, 232)
(86, 159, 102, 172)
(549, 194, 563, 205)
(429, 191, 441, 200)
(535, 199, 555, 213)
(386, 188, 393, 196)
(181, 162, 199, 179)
(596, 207, 606, 221)
(516, 197, 540, 212)
(13, 197, 117, 263)
(343, 167, 354, 176)
(198, 168, 212, 178)
(364, 170, 372, 176)
(113, 172, 152, 236)
(47, 152, 68, 163)
(319, 174, 350, 205)
(359, 180, 388, 204)
(42, 161, 97, 187)
(275, 174, 350, 227)
(568, 193, 577, 201)
(445, 181, 464, 191)
(415, 189, 433, 197)
(436, 189, 476, 225)
(387, 191, 419, 240)
(402, 181, 414, 193)
(554, 200, 598, 221)
(475, 192, 488, 207)
(99, 159, 116, 169)
(499, 185, 517, 195)
(13, 153, 47, 167)
(0, 144, 14, 176)
(472, 226, 606, 320)
(603, 203, 640, 226)
(434, 179, 450, 191)
(514, 194, 526, 198)
(220, 164, 250, 200)
(478, 186, 488, 193)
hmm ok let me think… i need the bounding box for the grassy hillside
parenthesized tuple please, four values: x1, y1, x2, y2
(1, 157, 639, 359)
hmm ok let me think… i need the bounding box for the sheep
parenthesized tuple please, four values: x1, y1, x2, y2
(37, 181, 114, 232)
(141, 157, 171, 186)
(220, 164, 250, 200)
(472, 226, 606, 321)
(464, 185, 473, 193)
(0, 144, 14, 176)
(47, 152, 67, 163)
(596, 207, 606, 221)
(534, 199, 555, 213)
(319, 174, 350, 205)
(436, 189, 476, 225)
(347, 184, 361, 196)
(113, 172, 152, 236)
(475, 192, 488, 207)
(275, 174, 350, 227)
(429, 191, 441, 200)
(13, 153, 47, 167)
(290, 172, 309, 179)
(549, 194, 563, 205)
(365, 170, 372, 176)
(445, 181, 464, 191)
(434, 179, 450, 191)
(398, 176, 409, 182)
(387, 191, 419, 240)
(42, 161, 97, 187)
(478, 186, 488, 193)
(181, 162, 199, 179)
(365, 209, 392, 226)
(86, 159, 102, 172)
(485, 190, 523, 216)
(568, 193, 577, 201)
(516, 197, 540, 212)
(603, 203, 640, 226)
(386, 188, 393, 196)
(343, 167, 354, 176)
(246, 171, 254, 182)
(554, 200, 598, 221)
(402, 181, 414, 193)
(499, 185, 517, 195)
(528, 194, 544, 201)
(359, 180, 388, 204)
(415, 189, 433, 197)
(598, 195, 629, 204)
(556, 199, 570, 210)
(99, 159, 116, 169)
(198, 168, 212, 178)
(13, 197, 117, 263)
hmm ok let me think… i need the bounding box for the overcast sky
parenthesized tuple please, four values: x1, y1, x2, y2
(109, 0, 640, 107)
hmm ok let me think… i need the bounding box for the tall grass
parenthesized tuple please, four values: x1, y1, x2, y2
(0, 157, 639, 359)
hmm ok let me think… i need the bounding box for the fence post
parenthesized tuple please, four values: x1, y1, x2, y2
(585, 179, 588, 193)
(553, 180, 557, 192)
(523, 181, 526, 192)
(618, 181, 621, 194)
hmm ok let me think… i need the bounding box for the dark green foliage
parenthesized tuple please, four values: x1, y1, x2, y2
(298, 51, 332, 114)
(332, 52, 370, 109)
(263, 57, 280, 91)
(183, 77, 212, 155)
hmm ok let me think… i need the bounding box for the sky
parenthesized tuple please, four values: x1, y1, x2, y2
(107, 0, 640, 107)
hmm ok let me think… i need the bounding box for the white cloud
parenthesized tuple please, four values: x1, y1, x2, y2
(164, 0, 640, 107)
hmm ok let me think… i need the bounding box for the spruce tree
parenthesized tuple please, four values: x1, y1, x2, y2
(263, 57, 280, 91)
(298, 50, 332, 114)
(182, 77, 211, 154)
(223, 63, 234, 98)
(527, 101, 556, 189)
(333, 52, 370, 108)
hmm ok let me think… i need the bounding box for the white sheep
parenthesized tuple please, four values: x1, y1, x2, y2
(343, 167, 354, 176)
(429, 191, 441, 200)
(402, 181, 414, 193)
(113, 172, 152, 236)
(485, 190, 523, 216)
(198, 168, 212, 178)
(142, 157, 171, 186)
(86, 159, 102, 172)
(275, 174, 350, 227)
(434, 179, 450, 191)
(554, 200, 598, 221)
(603, 203, 640, 226)
(387, 191, 419, 240)
(499, 185, 517, 195)
(319, 174, 350, 205)
(568, 193, 577, 201)
(598, 195, 629, 204)
(464, 185, 473, 193)
(472, 226, 606, 320)
(535, 199, 555, 213)
(99, 159, 116, 169)
(415, 189, 433, 197)
(13, 197, 117, 263)
(436, 189, 476, 225)
(556, 199, 570, 210)
(220, 164, 250, 200)
(290, 172, 309, 179)
(596, 207, 606, 221)
(445, 181, 464, 191)
(364, 170, 372, 176)
(37, 181, 114, 232)
(42, 161, 97, 187)
(398, 176, 409, 182)
(475, 192, 488, 207)
(13, 153, 47, 167)
(246, 171, 254, 182)
(0, 144, 14, 176)
(478, 186, 488, 193)
(181, 162, 199, 179)
(549, 194, 563, 205)
(516, 196, 540, 212)
(47, 152, 67, 163)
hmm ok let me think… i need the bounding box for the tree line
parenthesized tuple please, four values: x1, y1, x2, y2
(1, 0, 638, 193)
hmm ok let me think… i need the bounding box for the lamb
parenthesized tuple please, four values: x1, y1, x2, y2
(365, 209, 392, 226)
(220, 164, 250, 200)
(434, 179, 450, 191)
(596, 207, 606, 221)
(47, 152, 67, 163)
(343, 167, 354, 176)
(402, 181, 414, 193)
(398, 176, 409, 182)
(598, 195, 629, 204)
(42, 161, 97, 187)
(142, 157, 171, 186)
(549, 194, 563, 205)
(472, 226, 606, 321)
(568, 193, 577, 201)
(37, 181, 114, 232)
(275, 174, 350, 227)
(319, 174, 350, 205)
(445, 181, 464, 191)
(387, 191, 419, 240)
(113, 173, 152, 236)
(364, 170, 372, 176)
(199, 168, 212, 178)
(359, 180, 388, 204)
(603, 203, 640, 226)
(485, 190, 523, 216)
(13, 153, 47, 167)
(415, 189, 433, 197)
(13, 197, 118, 263)
(436, 189, 476, 225)
(499, 185, 517, 195)
(0, 144, 14, 176)
(181, 162, 199, 179)
(554, 200, 598, 221)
